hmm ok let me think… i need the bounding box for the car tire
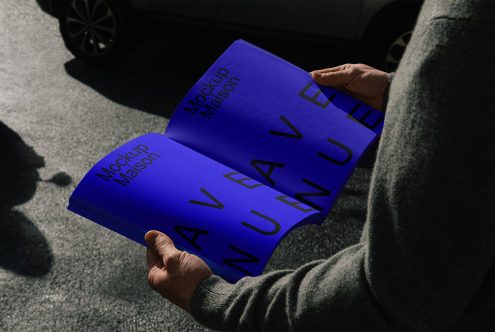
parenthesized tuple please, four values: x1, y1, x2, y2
(59, 0, 131, 65)
(368, 17, 416, 72)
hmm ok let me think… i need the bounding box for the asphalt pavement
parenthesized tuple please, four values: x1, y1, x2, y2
(0, 1, 376, 331)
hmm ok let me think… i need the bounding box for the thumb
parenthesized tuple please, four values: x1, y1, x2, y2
(145, 230, 175, 256)
(311, 69, 352, 87)
(144, 230, 161, 249)
(144, 230, 182, 270)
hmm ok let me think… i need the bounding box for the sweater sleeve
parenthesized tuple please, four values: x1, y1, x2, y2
(190, 1, 495, 331)
(191, 244, 389, 331)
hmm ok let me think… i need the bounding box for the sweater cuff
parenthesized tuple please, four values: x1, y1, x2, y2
(190, 274, 235, 326)
(382, 72, 395, 110)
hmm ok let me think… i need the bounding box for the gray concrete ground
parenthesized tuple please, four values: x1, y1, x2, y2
(0, 1, 376, 330)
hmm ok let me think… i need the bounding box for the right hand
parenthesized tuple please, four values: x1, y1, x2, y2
(310, 64, 390, 111)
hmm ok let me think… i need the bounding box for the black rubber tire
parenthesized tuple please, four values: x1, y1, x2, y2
(58, 0, 131, 65)
(368, 17, 416, 72)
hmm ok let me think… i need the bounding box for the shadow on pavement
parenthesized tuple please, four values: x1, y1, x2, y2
(64, 24, 349, 118)
(64, 27, 234, 118)
(0, 122, 70, 277)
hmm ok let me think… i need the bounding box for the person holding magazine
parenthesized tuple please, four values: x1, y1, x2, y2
(144, 0, 495, 330)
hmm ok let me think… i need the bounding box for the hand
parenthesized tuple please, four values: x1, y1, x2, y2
(145, 230, 213, 313)
(310, 63, 390, 110)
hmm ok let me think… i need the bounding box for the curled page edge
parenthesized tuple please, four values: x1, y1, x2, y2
(68, 174, 325, 283)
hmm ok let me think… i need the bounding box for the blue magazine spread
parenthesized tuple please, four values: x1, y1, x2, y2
(68, 40, 383, 282)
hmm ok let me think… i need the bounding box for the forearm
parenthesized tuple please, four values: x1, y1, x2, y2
(191, 244, 390, 331)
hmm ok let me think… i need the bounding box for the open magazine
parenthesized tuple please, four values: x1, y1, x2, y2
(68, 40, 384, 282)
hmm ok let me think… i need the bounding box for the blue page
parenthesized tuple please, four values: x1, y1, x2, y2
(166, 40, 383, 215)
(68, 133, 322, 282)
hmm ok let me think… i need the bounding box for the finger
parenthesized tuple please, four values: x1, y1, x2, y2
(146, 248, 168, 290)
(146, 247, 163, 271)
(312, 69, 353, 87)
(310, 64, 346, 75)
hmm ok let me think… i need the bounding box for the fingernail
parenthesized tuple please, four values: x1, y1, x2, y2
(144, 230, 158, 245)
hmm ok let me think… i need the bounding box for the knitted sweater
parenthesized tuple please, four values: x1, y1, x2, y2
(190, 1, 495, 330)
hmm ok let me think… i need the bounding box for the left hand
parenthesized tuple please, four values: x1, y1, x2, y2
(310, 63, 390, 110)
(145, 230, 213, 313)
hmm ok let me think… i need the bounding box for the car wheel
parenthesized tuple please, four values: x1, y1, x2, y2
(383, 29, 412, 72)
(368, 17, 416, 72)
(59, 0, 130, 65)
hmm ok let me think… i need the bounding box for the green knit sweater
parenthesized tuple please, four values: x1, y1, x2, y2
(190, 1, 495, 330)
